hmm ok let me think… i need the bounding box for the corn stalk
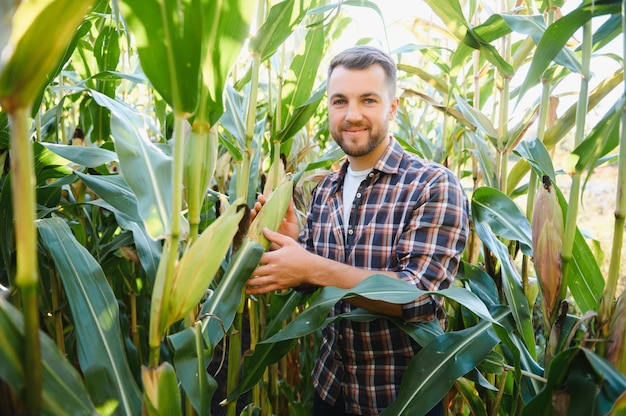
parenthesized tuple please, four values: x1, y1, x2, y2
(601, 0, 626, 328)
(561, 19, 592, 309)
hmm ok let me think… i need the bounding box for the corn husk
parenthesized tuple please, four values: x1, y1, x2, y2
(183, 122, 217, 227)
(531, 175, 564, 323)
(247, 173, 293, 249)
(141, 363, 182, 416)
(166, 199, 246, 328)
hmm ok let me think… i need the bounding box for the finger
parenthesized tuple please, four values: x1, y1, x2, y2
(263, 227, 292, 246)
(246, 282, 280, 295)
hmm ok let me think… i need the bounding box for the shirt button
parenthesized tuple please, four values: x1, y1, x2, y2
(348, 229, 354, 235)
(368, 172, 374, 177)
(356, 192, 361, 198)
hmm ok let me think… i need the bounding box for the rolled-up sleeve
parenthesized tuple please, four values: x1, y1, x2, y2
(395, 169, 469, 323)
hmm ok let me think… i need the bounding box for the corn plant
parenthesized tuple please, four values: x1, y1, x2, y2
(2, 0, 626, 415)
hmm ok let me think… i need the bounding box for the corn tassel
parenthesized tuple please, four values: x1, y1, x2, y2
(531, 175, 564, 327)
(606, 291, 626, 374)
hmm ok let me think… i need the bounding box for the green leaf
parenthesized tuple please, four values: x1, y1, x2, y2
(0, 0, 94, 110)
(0, 297, 97, 416)
(563, 94, 623, 175)
(382, 308, 509, 415)
(119, 0, 202, 114)
(472, 187, 533, 256)
(513, 138, 556, 181)
(263, 275, 496, 344)
(200, 238, 265, 344)
(90, 90, 174, 240)
(36, 217, 142, 415)
(228, 290, 307, 402)
(40, 143, 118, 168)
(278, 27, 325, 130)
(480, 14, 580, 74)
(473, 220, 535, 356)
(455, 378, 488, 416)
(423, 0, 513, 76)
(456, 262, 500, 307)
(250, 0, 311, 61)
(466, 131, 499, 189)
(455, 94, 498, 138)
(168, 326, 216, 416)
(517, 0, 621, 99)
(75, 171, 141, 221)
(276, 84, 325, 146)
(523, 347, 626, 416)
(199, 0, 255, 125)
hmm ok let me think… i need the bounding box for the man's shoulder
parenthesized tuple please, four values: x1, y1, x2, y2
(398, 151, 458, 183)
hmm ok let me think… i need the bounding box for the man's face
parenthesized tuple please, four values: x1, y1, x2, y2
(327, 64, 398, 162)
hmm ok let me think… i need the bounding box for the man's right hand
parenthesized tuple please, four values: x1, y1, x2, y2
(250, 194, 300, 243)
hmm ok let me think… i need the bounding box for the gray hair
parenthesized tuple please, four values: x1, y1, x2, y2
(328, 45, 397, 98)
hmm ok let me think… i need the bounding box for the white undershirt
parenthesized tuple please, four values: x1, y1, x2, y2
(342, 165, 372, 234)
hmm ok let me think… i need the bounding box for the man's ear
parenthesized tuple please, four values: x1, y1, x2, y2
(389, 97, 399, 120)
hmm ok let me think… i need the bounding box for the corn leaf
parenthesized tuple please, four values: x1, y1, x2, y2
(382, 309, 508, 416)
(36, 217, 142, 415)
(74, 171, 141, 222)
(517, 0, 621, 100)
(40, 143, 118, 168)
(91, 90, 174, 240)
(249, 0, 311, 61)
(200, 238, 265, 344)
(473, 220, 536, 356)
(0, 0, 94, 110)
(168, 326, 217, 416)
(423, 0, 513, 77)
(199, 0, 256, 125)
(522, 347, 626, 416)
(262, 275, 496, 345)
(119, 0, 201, 115)
(472, 187, 533, 256)
(0, 296, 97, 416)
(228, 290, 308, 401)
(278, 27, 325, 130)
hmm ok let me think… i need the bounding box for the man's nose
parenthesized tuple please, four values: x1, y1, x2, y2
(345, 102, 363, 122)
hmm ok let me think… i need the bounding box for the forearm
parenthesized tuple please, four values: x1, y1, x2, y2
(300, 254, 404, 318)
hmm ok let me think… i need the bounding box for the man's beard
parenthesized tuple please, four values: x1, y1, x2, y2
(332, 121, 389, 157)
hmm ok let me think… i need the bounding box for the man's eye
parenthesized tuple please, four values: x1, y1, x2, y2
(333, 99, 346, 105)
(364, 98, 376, 104)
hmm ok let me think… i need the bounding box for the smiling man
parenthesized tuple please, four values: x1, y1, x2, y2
(246, 45, 470, 416)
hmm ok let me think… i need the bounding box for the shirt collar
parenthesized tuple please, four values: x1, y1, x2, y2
(336, 135, 403, 182)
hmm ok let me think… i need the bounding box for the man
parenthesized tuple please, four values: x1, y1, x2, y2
(246, 45, 469, 416)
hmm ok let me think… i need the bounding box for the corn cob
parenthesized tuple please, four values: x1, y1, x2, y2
(200, 174, 294, 343)
(165, 199, 246, 329)
(247, 173, 294, 249)
(531, 175, 564, 325)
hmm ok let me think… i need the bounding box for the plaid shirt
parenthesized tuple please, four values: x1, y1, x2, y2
(300, 138, 469, 415)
